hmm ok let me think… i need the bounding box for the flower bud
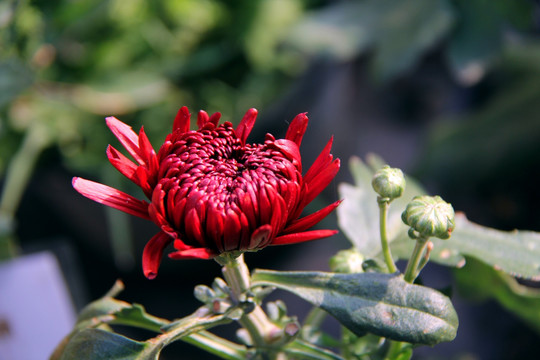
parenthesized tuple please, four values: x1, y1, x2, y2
(372, 165, 406, 201)
(329, 249, 364, 273)
(401, 195, 455, 240)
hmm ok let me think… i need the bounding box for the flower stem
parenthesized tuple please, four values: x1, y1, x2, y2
(403, 236, 429, 283)
(378, 198, 397, 273)
(220, 253, 280, 347)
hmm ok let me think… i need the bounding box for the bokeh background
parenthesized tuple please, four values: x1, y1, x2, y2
(2, 0, 540, 359)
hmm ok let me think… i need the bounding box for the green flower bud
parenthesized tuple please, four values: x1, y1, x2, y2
(329, 249, 364, 273)
(372, 165, 406, 201)
(401, 195, 455, 240)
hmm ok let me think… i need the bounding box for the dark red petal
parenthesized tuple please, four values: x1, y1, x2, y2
(250, 224, 272, 249)
(285, 112, 308, 147)
(168, 247, 217, 260)
(271, 139, 302, 170)
(142, 231, 173, 279)
(271, 229, 338, 245)
(208, 112, 222, 126)
(107, 145, 140, 186)
(206, 203, 225, 253)
(304, 137, 334, 185)
(185, 208, 206, 248)
(283, 200, 342, 234)
(72, 177, 150, 220)
(223, 209, 241, 251)
(138, 127, 159, 174)
(197, 110, 209, 129)
(303, 158, 340, 207)
(173, 106, 191, 133)
(236, 108, 258, 145)
(105, 117, 145, 165)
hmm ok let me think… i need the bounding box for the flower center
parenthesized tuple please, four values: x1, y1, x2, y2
(155, 123, 302, 252)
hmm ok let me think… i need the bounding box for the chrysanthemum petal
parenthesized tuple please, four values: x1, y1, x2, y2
(197, 110, 209, 129)
(304, 137, 334, 185)
(142, 231, 173, 279)
(168, 247, 217, 260)
(283, 200, 342, 234)
(285, 112, 308, 147)
(271, 229, 338, 245)
(106, 117, 145, 165)
(250, 224, 272, 249)
(107, 145, 139, 185)
(138, 127, 159, 175)
(236, 108, 258, 145)
(72, 177, 150, 220)
(208, 112, 222, 126)
(303, 158, 340, 207)
(173, 106, 191, 133)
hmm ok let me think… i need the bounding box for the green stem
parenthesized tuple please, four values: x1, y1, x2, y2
(403, 236, 429, 283)
(0, 124, 50, 259)
(378, 199, 397, 273)
(220, 253, 280, 346)
(182, 331, 248, 360)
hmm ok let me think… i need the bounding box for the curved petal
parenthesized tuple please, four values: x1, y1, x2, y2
(285, 112, 308, 147)
(168, 247, 217, 260)
(173, 106, 191, 133)
(106, 117, 144, 165)
(142, 231, 174, 279)
(249, 224, 272, 249)
(235, 108, 258, 145)
(72, 177, 150, 220)
(271, 229, 338, 246)
(197, 110, 209, 129)
(271, 139, 302, 170)
(107, 145, 139, 185)
(304, 137, 334, 185)
(283, 199, 342, 234)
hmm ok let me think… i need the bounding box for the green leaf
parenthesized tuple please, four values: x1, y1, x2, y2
(454, 257, 540, 336)
(59, 329, 152, 360)
(392, 213, 540, 279)
(339, 155, 540, 279)
(252, 270, 458, 346)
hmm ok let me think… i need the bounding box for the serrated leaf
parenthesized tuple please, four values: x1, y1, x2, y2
(339, 155, 540, 279)
(252, 270, 458, 345)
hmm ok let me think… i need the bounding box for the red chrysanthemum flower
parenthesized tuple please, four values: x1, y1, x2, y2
(73, 107, 340, 279)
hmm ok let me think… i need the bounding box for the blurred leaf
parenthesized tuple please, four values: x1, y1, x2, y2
(284, 339, 345, 360)
(370, 0, 454, 82)
(448, 0, 534, 85)
(287, 0, 454, 81)
(0, 58, 34, 108)
(454, 257, 540, 335)
(339, 155, 540, 279)
(252, 270, 458, 345)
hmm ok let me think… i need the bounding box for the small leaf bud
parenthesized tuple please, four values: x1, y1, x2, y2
(401, 195, 455, 240)
(372, 165, 406, 201)
(329, 249, 364, 273)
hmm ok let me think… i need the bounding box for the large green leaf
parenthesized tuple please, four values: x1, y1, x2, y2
(252, 270, 458, 346)
(454, 257, 540, 336)
(338, 155, 540, 279)
(59, 329, 151, 360)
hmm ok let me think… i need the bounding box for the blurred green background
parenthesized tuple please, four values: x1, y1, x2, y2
(1, 0, 540, 359)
